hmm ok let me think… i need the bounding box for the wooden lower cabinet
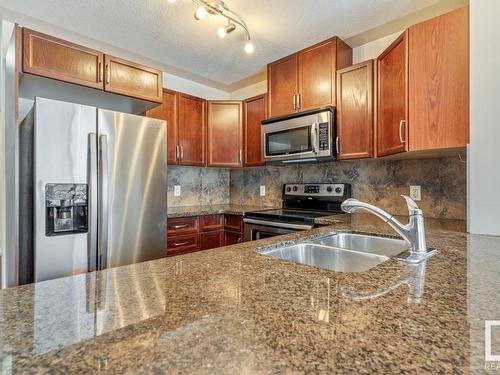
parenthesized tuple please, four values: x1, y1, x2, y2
(167, 233, 199, 256)
(225, 231, 243, 246)
(167, 214, 244, 256)
(200, 231, 224, 250)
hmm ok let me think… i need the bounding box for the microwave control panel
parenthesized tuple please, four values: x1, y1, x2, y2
(318, 122, 329, 151)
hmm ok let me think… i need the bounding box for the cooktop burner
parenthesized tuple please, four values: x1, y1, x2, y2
(245, 183, 351, 225)
(247, 208, 337, 221)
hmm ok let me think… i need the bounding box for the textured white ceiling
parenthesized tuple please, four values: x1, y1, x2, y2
(0, 0, 439, 86)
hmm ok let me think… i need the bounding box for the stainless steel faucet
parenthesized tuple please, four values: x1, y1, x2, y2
(341, 195, 436, 263)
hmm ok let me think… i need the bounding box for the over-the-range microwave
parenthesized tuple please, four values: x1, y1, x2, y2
(261, 106, 336, 163)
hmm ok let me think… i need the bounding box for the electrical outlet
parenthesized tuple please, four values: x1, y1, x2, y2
(174, 185, 181, 197)
(260, 185, 266, 197)
(409, 185, 421, 201)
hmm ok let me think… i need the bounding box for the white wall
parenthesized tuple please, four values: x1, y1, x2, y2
(229, 80, 267, 100)
(352, 32, 402, 64)
(468, 0, 500, 235)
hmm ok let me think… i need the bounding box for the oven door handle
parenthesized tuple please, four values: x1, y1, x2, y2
(243, 218, 313, 230)
(311, 122, 319, 154)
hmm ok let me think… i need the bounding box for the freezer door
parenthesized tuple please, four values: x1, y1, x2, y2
(34, 97, 98, 282)
(97, 109, 166, 269)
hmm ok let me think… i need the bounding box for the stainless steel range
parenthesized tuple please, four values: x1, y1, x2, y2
(244, 183, 351, 241)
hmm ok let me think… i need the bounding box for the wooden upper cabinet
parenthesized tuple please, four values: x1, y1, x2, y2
(267, 37, 352, 119)
(178, 93, 206, 166)
(104, 55, 162, 103)
(207, 101, 243, 167)
(408, 6, 469, 151)
(336, 60, 374, 159)
(298, 38, 352, 112)
(146, 89, 178, 164)
(267, 54, 298, 118)
(23, 28, 103, 89)
(377, 31, 408, 157)
(243, 94, 267, 166)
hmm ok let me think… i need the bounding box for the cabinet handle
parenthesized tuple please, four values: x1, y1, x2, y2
(180, 145, 184, 160)
(175, 145, 179, 160)
(98, 62, 103, 82)
(172, 224, 188, 229)
(105, 64, 110, 84)
(237, 238, 242, 243)
(239, 149, 243, 164)
(399, 120, 406, 144)
(173, 241, 189, 247)
(292, 94, 296, 110)
(297, 93, 301, 110)
(335, 136, 340, 155)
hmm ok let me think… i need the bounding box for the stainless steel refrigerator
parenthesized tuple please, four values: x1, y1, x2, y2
(29, 97, 166, 282)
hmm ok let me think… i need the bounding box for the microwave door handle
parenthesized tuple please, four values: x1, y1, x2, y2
(311, 123, 319, 154)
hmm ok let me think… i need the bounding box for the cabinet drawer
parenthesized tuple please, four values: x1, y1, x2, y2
(200, 214, 224, 232)
(167, 234, 199, 255)
(224, 214, 243, 232)
(167, 217, 199, 235)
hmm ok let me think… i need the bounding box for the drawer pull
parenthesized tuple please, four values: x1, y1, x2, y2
(173, 241, 189, 247)
(172, 224, 189, 229)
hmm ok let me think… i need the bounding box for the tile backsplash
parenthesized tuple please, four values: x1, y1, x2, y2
(167, 167, 230, 207)
(229, 157, 466, 220)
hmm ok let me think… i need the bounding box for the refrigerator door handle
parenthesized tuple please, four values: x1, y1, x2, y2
(98, 134, 109, 270)
(88, 133, 98, 272)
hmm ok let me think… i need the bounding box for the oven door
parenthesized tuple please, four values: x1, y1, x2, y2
(243, 218, 313, 242)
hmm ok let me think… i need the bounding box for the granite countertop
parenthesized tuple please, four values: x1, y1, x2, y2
(1, 213, 499, 373)
(167, 204, 275, 218)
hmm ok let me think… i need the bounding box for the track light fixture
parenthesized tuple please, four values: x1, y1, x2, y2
(168, 0, 254, 55)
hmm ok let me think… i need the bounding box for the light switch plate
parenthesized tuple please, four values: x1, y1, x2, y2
(260, 185, 266, 196)
(174, 185, 181, 197)
(409, 185, 421, 201)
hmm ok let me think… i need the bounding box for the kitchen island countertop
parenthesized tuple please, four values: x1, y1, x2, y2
(1, 213, 498, 374)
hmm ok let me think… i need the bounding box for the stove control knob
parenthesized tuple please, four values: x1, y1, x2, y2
(293, 186, 298, 192)
(286, 186, 291, 193)
(335, 187, 342, 194)
(326, 186, 333, 193)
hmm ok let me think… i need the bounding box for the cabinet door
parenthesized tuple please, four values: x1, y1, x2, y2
(104, 55, 162, 103)
(167, 217, 199, 236)
(178, 93, 206, 166)
(200, 214, 224, 232)
(298, 39, 336, 111)
(207, 101, 243, 167)
(336, 61, 374, 159)
(408, 6, 469, 150)
(377, 32, 408, 157)
(224, 231, 242, 246)
(200, 231, 224, 250)
(243, 94, 267, 166)
(267, 54, 298, 118)
(224, 215, 243, 232)
(146, 89, 178, 164)
(23, 28, 104, 89)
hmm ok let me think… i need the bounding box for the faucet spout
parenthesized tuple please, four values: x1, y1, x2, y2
(341, 196, 436, 263)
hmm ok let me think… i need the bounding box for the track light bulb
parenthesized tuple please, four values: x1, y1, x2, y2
(167, 0, 176, 3)
(244, 41, 255, 54)
(217, 27, 227, 38)
(194, 6, 207, 20)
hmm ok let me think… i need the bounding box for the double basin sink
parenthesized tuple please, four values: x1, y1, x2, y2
(256, 232, 408, 273)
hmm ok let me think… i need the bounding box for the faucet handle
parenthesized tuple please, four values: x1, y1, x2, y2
(401, 195, 420, 212)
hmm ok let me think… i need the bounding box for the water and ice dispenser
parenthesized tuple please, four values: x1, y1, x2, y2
(45, 184, 88, 236)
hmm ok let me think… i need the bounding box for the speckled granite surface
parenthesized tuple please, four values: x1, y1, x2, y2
(167, 204, 274, 218)
(1, 213, 499, 374)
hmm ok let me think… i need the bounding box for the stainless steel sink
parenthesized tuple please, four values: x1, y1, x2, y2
(257, 243, 389, 273)
(312, 233, 408, 257)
